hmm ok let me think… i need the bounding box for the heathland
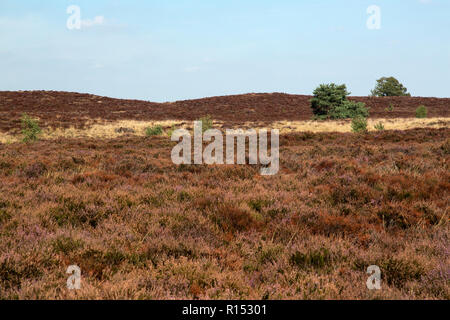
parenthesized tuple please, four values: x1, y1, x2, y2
(0, 91, 448, 299)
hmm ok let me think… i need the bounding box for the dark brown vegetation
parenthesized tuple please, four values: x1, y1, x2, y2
(0, 128, 448, 299)
(0, 91, 449, 132)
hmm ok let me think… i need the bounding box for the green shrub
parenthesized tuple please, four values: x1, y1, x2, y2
(21, 113, 41, 143)
(145, 125, 163, 136)
(351, 116, 368, 133)
(329, 100, 369, 119)
(167, 125, 177, 138)
(374, 122, 385, 131)
(385, 103, 395, 112)
(371, 77, 410, 97)
(310, 84, 350, 116)
(198, 115, 213, 132)
(415, 105, 427, 118)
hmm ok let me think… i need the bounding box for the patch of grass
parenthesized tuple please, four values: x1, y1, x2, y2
(290, 248, 333, 270)
(0, 260, 42, 290)
(24, 161, 47, 178)
(145, 125, 163, 136)
(75, 248, 126, 280)
(177, 191, 191, 202)
(0, 209, 11, 224)
(49, 198, 106, 228)
(374, 122, 385, 131)
(52, 237, 84, 254)
(257, 245, 283, 265)
(377, 206, 410, 229)
(213, 204, 260, 233)
(355, 257, 424, 288)
(385, 103, 395, 112)
(248, 199, 273, 213)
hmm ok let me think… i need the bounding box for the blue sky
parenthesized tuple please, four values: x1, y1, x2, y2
(1, 0, 449, 101)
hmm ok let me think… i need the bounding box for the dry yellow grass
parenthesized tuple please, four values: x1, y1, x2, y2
(270, 118, 450, 134)
(1, 118, 448, 143)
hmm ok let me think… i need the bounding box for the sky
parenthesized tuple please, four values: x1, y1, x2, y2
(1, 0, 449, 101)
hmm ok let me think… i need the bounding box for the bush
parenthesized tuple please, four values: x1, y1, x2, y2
(374, 122, 385, 131)
(415, 105, 427, 118)
(371, 77, 410, 97)
(329, 100, 369, 119)
(310, 84, 350, 116)
(167, 125, 177, 138)
(21, 113, 41, 143)
(145, 125, 163, 136)
(198, 115, 213, 132)
(351, 116, 368, 133)
(385, 103, 395, 112)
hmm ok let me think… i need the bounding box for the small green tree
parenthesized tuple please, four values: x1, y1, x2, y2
(21, 113, 41, 143)
(145, 125, 163, 136)
(310, 84, 350, 116)
(198, 115, 213, 132)
(329, 100, 369, 119)
(415, 105, 427, 118)
(371, 77, 410, 97)
(351, 116, 368, 133)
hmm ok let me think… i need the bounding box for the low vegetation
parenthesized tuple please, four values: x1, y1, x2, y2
(351, 116, 368, 133)
(0, 128, 448, 299)
(198, 115, 213, 132)
(374, 122, 385, 131)
(416, 105, 428, 119)
(145, 125, 163, 136)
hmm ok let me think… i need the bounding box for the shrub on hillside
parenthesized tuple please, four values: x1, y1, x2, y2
(145, 125, 163, 136)
(415, 105, 427, 118)
(198, 115, 213, 132)
(329, 100, 369, 119)
(351, 116, 368, 133)
(310, 83, 350, 116)
(21, 113, 41, 143)
(371, 77, 410, 97)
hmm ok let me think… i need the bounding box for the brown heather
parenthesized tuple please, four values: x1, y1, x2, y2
(0, 128, 448, 299)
